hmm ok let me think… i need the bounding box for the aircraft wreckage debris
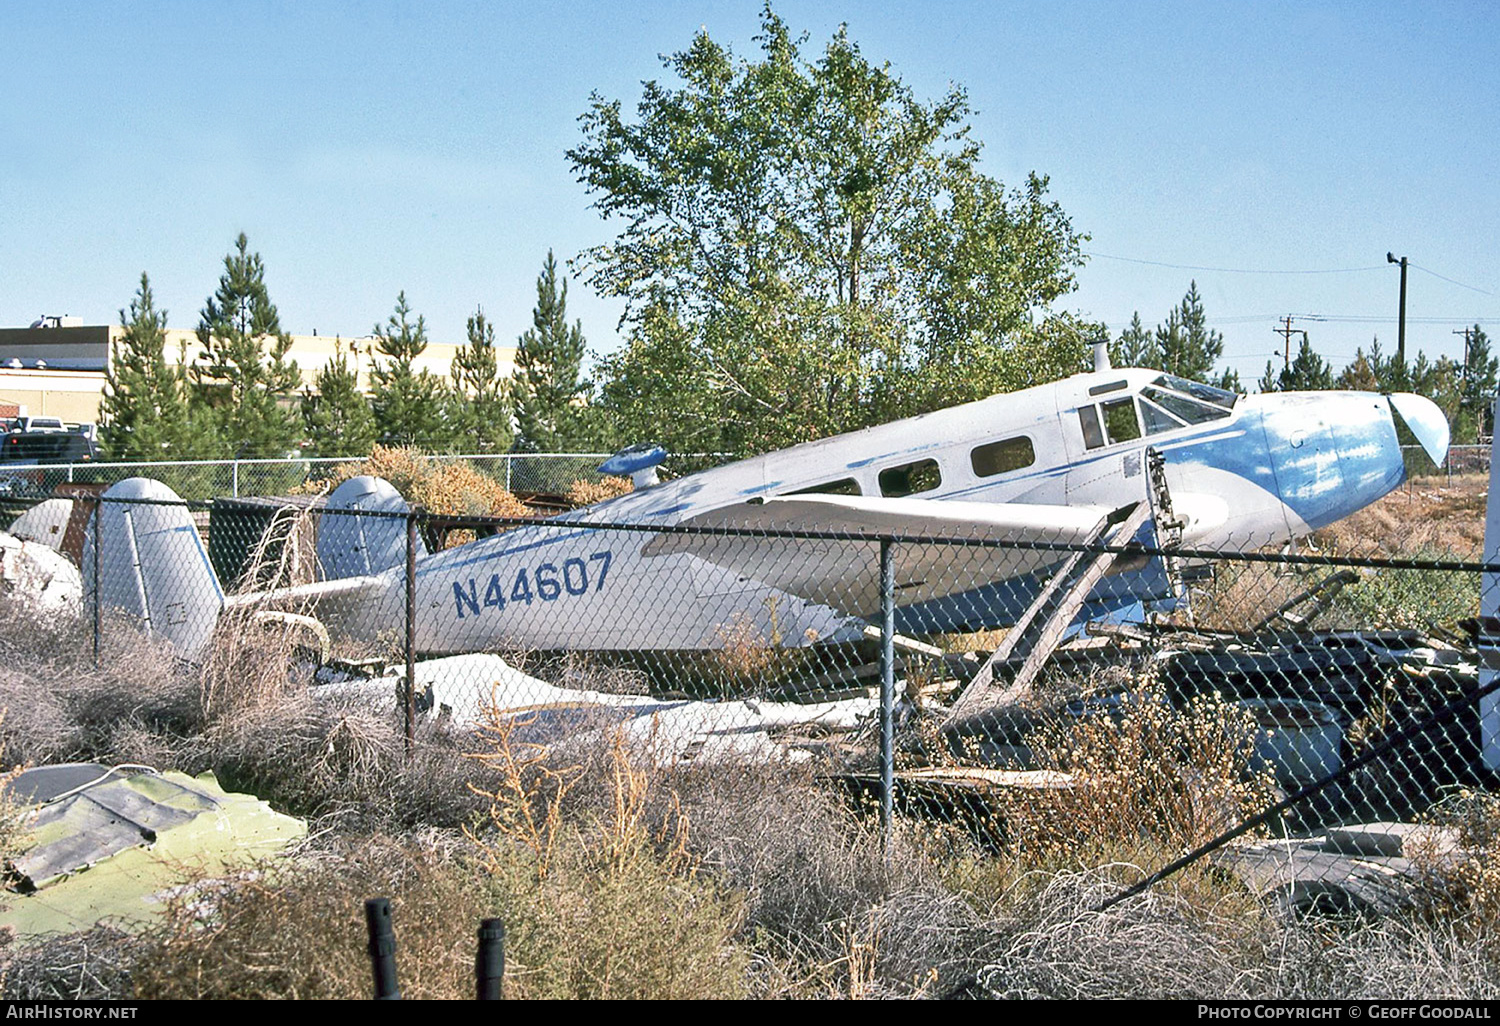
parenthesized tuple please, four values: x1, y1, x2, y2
(0, 763, 306, 941)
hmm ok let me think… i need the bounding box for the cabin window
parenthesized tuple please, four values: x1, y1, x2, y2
(1078, 405, 1105, 450)
(1088, 379, 1129, 396)
(1139, 397, 1186, 435)
(1102, 398, 1142, 444)
(1141, 386, 1231, 425)
(787, 477, 861, 497)
(971, 436, 1036, 478)
(879, 458, 941, 497)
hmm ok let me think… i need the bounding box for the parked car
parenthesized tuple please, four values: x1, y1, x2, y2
(0, 432, 97, 497)
(10, 417, 67, 434)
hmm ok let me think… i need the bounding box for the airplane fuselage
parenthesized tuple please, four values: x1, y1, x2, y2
(379, 368, 1435, 653)
(87, 366, 1444, 660)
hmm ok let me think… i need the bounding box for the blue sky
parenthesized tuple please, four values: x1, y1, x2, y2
(3, 1, 1496, 384)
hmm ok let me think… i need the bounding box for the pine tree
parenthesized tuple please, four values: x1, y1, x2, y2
(370, 292, 451, 451)
(1337, 343, 1383, 391)
(302, 338, 376, 457)
(1155, 281, 1227, 385)
(1276, 336, 1335, 391)
(1258, 360, 1282, 394)
(1461, 325, 1498, 440)
(190, 233, 302, 457)
(447, 307, 513, 453)
(513, 251, 591, 452)
(100, 273, 199, 459)
(1110, 313, 1157, 368)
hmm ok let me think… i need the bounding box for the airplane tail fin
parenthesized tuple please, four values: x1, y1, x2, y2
(84, 478, 225, 663)
(316, 475, 427, 580)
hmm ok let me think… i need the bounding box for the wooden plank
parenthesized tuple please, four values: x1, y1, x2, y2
(942, 501, 1151, 727)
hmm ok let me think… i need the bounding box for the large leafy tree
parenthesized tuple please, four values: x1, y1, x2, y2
(100, 273, 201, 459)
(302, 339, 376, 458)
(572, 8, 1087, 457)
(512, 252, 593, 452)
(447, 307, 514, 453)
(190, 233, 302, 457)
(370, 292, 451, 451)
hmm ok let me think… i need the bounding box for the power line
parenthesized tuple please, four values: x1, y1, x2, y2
(1098, 313, 1495, 331)
(1293, 312, 1496, 325)
(1085, 249, 1493, 295)
(1410, 262, 1495, 297)
(1083, 251, 1387, 275)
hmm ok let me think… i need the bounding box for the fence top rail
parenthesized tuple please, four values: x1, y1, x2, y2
(90, 492, 1499, 574)
(0, 452, 618, 473)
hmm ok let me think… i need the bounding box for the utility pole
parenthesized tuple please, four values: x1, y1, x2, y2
(1273, 315, 1307, 373)
(1388, 252, 1409, 366)
(1456, 325, 1475, 382)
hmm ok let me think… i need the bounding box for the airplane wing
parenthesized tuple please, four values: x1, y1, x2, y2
(640, 495, 1123, 619)
(222, 574, 389, 611)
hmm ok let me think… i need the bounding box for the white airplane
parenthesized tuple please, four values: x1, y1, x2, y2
(83, 345, 1450, 663)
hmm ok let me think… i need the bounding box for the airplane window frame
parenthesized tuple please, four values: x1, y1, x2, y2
(970, 436, 1037, 478)
(878, 458, 942, 497)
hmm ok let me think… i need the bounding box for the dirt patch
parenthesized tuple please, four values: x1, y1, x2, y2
(1313, 473, 1487, 560)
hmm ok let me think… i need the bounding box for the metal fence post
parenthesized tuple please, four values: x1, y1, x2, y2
(91, 497, 101, 668)
(364, 898, 401, 1000)
(504, 456, 512, 492)
(879, 536, 896, 849)
(404, 511, 418, 760)
(232, 459, 240, 498)
(476, 919, 505, 1000)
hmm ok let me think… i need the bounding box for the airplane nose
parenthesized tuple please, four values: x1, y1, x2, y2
(1260, 391, 1417, 533)
(1387, 392, 1451, 467)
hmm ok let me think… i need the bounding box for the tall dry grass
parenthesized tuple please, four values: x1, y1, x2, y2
(996, 683, 1280, 865)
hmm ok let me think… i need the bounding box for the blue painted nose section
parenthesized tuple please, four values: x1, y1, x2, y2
(1260, 392, 1406, 531)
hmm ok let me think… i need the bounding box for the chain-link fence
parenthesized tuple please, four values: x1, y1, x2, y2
(0, 452, 623, 504)
(1405, 443, 1491, 482)
(28, 472, 1498, 919)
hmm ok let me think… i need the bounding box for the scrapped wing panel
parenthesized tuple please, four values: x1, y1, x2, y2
(641, 495, 1114, 619)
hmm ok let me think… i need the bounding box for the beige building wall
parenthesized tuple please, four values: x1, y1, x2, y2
(0, 324, 519, 424)
(0, 369, 110, 423)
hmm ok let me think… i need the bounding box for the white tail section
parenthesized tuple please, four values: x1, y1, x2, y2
(317, 475, 425, 580)
(84, 478, 224, 663)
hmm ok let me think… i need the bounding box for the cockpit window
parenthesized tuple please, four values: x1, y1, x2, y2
(1080, 398, 1143, 450)
(1142, 386, 1232, 426)
(1101, 397, 1142, 444)
(1151, 374, 1238, 409)
(1139, 397, 1187, 435)
(1078, 405, 1105, 449)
